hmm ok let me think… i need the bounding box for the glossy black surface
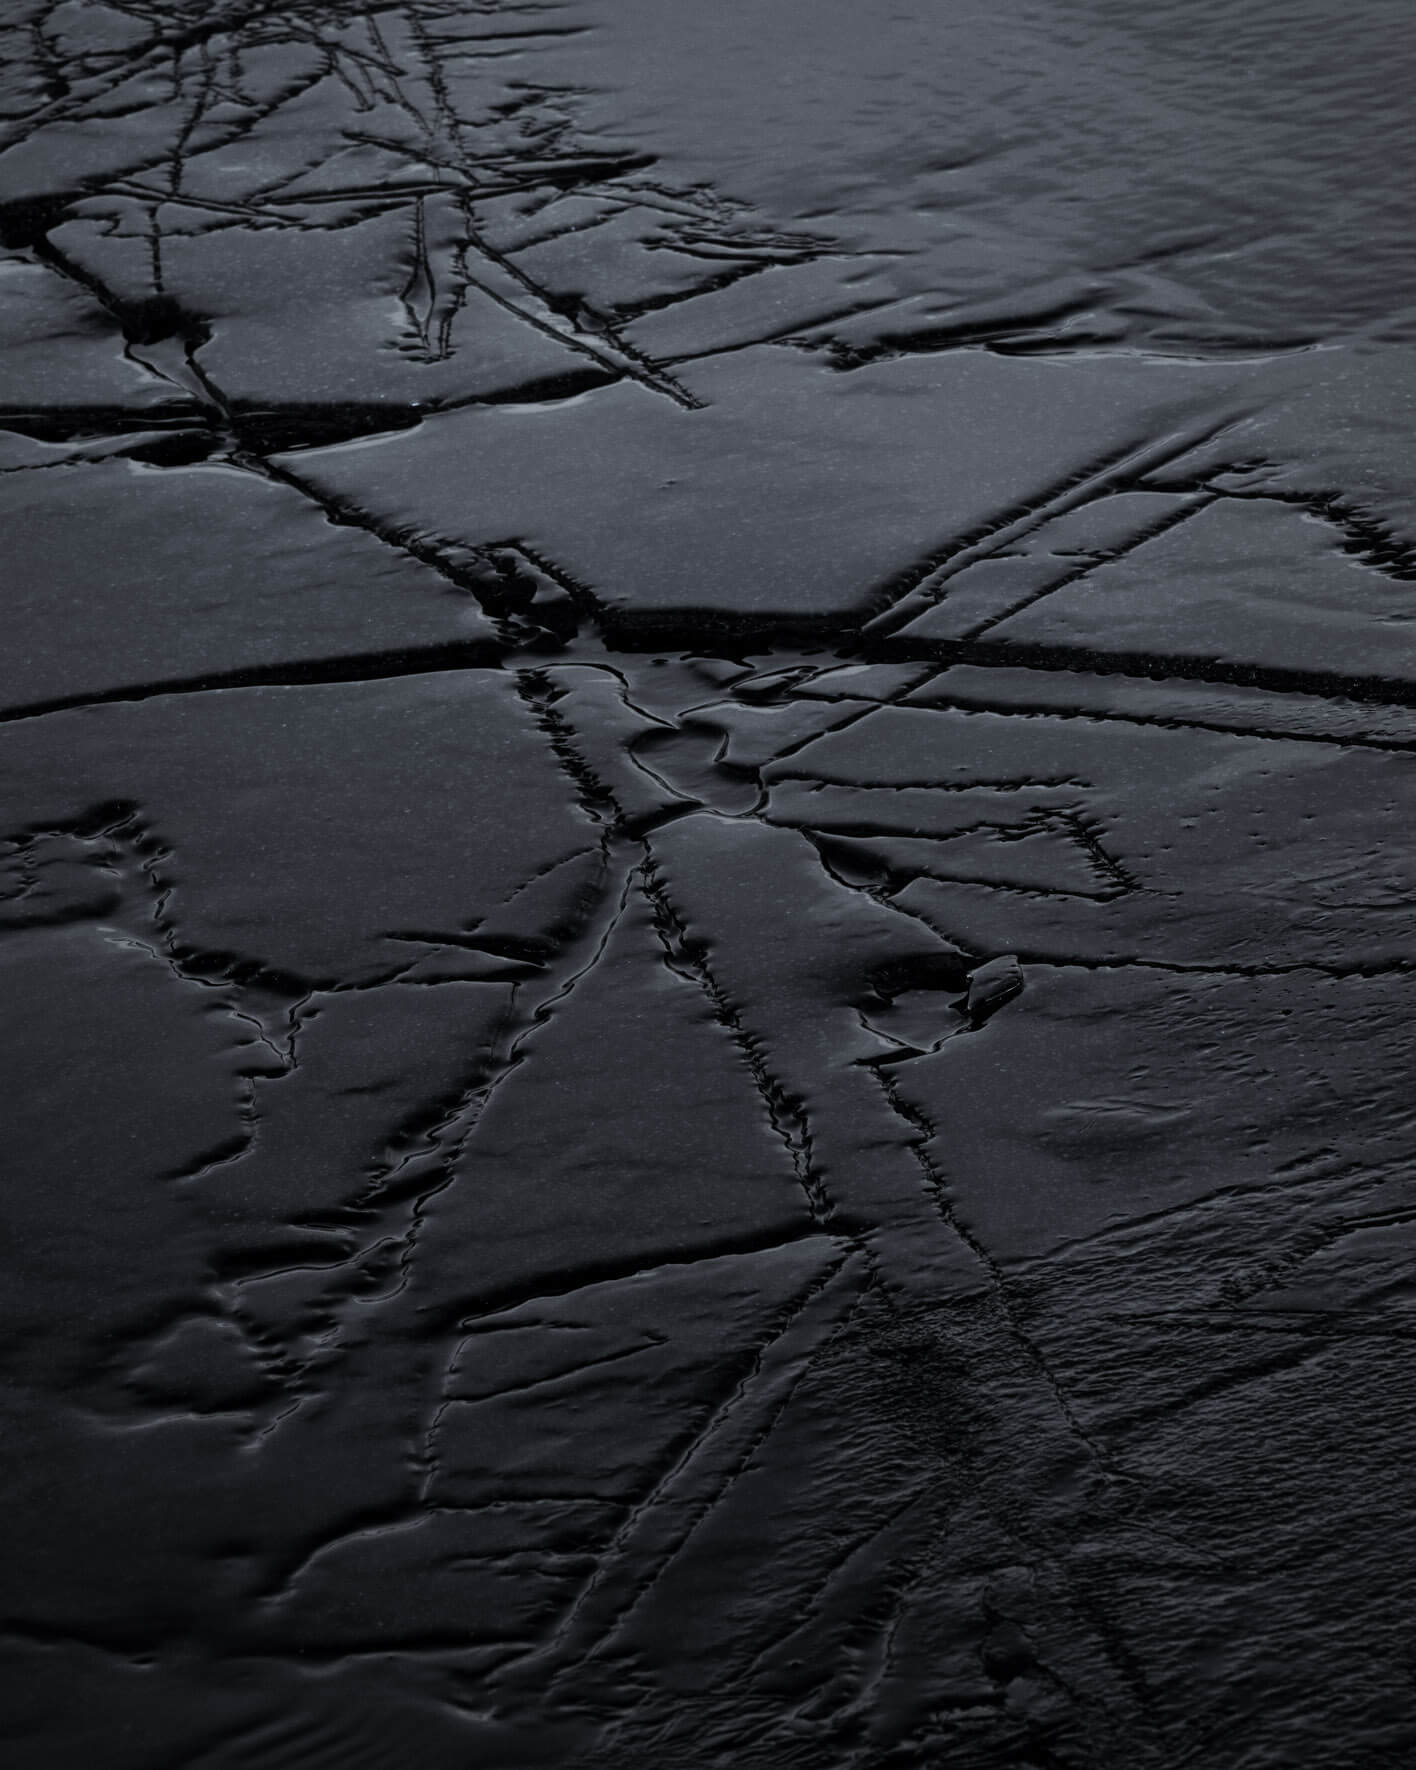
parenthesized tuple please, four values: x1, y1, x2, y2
(5, 4, 1416, 1765)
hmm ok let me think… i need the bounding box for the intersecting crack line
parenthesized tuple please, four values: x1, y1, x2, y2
(0, 0, 314, 144)
(732, 1473, 942, 1692)
(353, 863, 636, 1317)
(1097, 1334, 1347, 1445)
(227, 856, 635, 1455)
(393, 7, 705, 410)
(212, 672, 645, 1355)
(512, 665, 626, 831)
(798, 830, 1232, 1615)
(638, 840, 849, 1249)
(1012, 1152, 1413, 1273)
(859, 413, 1249, 640)
(488, 1249, 860, 1694)
(253, 1230, 826, 1608)
(957, 491, 1221, 641)
(865, 1057, 1121, 1479)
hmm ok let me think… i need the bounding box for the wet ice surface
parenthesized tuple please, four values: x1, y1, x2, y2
(4, 2, 1416, 1765)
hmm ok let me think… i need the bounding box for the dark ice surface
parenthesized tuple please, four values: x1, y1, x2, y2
(5, 3, 1416, 1765)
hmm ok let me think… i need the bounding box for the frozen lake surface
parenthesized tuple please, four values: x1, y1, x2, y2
(4, 4, 1416, 1764)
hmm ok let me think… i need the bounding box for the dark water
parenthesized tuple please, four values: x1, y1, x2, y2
(4, 4, 1416, 1766)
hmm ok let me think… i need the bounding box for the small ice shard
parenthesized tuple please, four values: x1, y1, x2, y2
(963, 953, 1024, 1027)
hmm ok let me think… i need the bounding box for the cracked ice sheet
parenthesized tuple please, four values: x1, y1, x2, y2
(770, 701, 1416, 970)
(0, 248, 188, 413)
(0, 1, 860, 423)
(8, 4, 1416, 1769)
(915, 974, 1416, 1770)
(889, 965, 1416, 1262)
(979, 493, 1416, 685)
(0, 670, 594, 982)
(0, 457, 499, 713)
(279, 346, 1248, 637)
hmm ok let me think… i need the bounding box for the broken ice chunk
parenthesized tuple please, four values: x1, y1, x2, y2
(963, 953, 1024, 1026)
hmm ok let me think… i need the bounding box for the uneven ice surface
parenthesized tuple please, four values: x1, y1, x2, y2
(4, 4, 1416, 1766)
